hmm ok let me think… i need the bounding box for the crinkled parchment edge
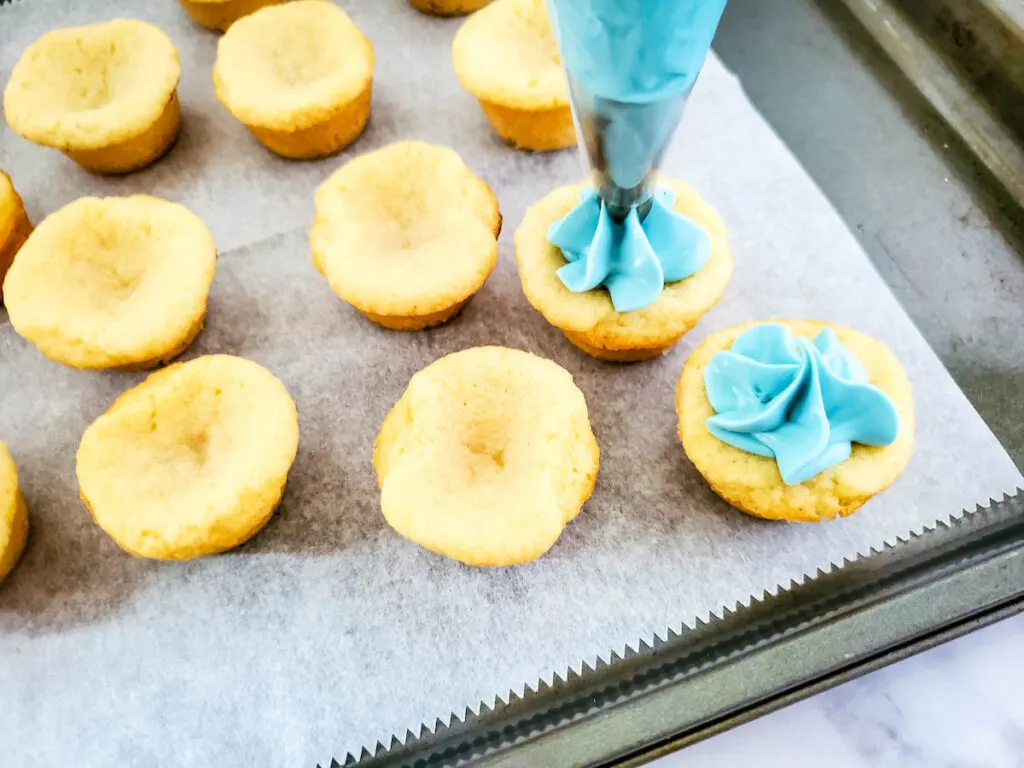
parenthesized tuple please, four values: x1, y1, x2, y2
(326, 488, 1024, 767)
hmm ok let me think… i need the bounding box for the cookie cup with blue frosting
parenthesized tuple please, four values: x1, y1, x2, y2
(515, 180, 732, 361)
(677, 320, 915, 522)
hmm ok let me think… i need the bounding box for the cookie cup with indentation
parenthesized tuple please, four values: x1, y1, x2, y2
(374, 346, 599, 566)
(677, 320, 915, 522)
(213, 0, 373, 159)
(3, 196, 216, 371)
(0, 171, 33, 305)
(77, 355, 300, 560)
(311, 141, 501, 330)
(0, 442, 29, 584)
(452, 0, 573, 151)
(180, 0, 286, 32)
(3, 20, 181, 174)
(515, 180, 733, 361)
(409, 0, 491, 16)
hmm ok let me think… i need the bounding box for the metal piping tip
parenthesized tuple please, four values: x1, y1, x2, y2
(567, 74, 694, 220)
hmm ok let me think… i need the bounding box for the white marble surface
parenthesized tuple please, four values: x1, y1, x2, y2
(652, 612, 1024, 768)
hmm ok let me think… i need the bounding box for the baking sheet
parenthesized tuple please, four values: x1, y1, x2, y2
(0, 0, 1020, 764)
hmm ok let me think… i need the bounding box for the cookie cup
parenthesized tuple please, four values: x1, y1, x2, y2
(0, 443, 29, 584)
(3, 20, 181, 174)
(409, 0, 491, 16)
(3, 196, 216, 370)
(77, 355, 300, 560)
(515, 180, 732, 361)
(180, 0, 286, 32)
(452, 0, 574, 151)
(311, 141, 501, 330)
(0, 171, 32, 304)
(374, 346, 599, 566)
(677, 320, 915, 522)
(214, 1, 374, 159)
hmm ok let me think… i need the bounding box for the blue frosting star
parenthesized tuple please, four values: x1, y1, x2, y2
(704, 323, 900, 485)
(546, 186, 711, 312)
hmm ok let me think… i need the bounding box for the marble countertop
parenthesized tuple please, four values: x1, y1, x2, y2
(652, 612, 1024, 768)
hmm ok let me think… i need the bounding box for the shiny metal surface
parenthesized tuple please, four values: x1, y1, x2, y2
(566, 75, 691, 219)
(339, 491, 1024, 767)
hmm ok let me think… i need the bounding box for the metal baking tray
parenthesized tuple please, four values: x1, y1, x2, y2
(328, 0, 1024, 764)
(336, 491, 1024, 767)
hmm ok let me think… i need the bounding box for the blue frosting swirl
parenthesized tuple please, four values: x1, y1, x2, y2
(547, 186, 711, 312)
(704, 323, 900, 485)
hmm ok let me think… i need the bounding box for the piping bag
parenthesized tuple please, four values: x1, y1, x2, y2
(546, 0, 728, 312)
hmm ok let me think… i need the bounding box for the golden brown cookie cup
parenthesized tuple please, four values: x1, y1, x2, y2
(179, 0, 286, 32)
(65, 92, 181, 175)
(477, 100, 575, 152)
(3, 20, 182, 175)
(212, 1, 374, 159)
(514, 180, 733, 361)
(409, 0, 491, 16)
(0, 172, 33, 305)
(677, 320, 916, 522)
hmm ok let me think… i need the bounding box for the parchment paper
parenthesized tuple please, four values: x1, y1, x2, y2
(1, 1, 1021, 764)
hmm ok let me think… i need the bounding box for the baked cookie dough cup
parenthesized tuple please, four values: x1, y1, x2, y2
(77, 355, 300, 560)
(3, 20, 181, 174)
(180, 0, 285, 32)
(3, 196, 216, 371)
(0, 442, 29, 584)
(409, 0, 491, 15)
(452, 0, 574, 151)
(214, 0, 374, 159)
(516, 180, 733, 361)
(375, 346, 599, 566)
(0, 171, 33, 305)
(311, 141, 501, 330)
(677, 320, 915, 522)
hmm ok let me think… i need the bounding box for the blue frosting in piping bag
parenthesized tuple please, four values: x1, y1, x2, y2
(547, 186, 710, 312)
(704, 324, 900, 485)
(545, 0, 728, 311)
(548, 0, 728, 104)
